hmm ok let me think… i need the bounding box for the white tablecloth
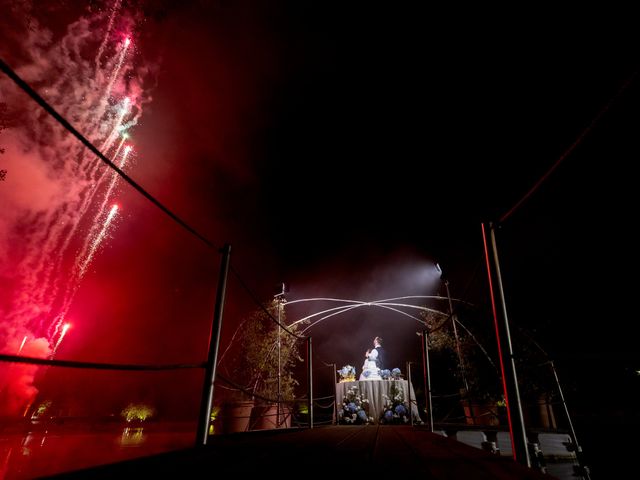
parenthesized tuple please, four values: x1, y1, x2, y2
(335, 380, 421, 423)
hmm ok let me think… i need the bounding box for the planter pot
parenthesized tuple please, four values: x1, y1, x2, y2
(461, 401, 499, 426)
(221, 401, 254, 433)
(251, 403, 292, 430)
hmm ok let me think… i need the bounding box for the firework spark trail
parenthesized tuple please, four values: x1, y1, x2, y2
(77, 196, 124, 281)
(35, 94, 134, 337)
(111, 135, 128, 164)
(80, 40, 132, 183)
(95, 0, 122, 74)
(48, 203, 120, 339)
(71, 145, 132, 298)
(51, 323, 71, 356)
(2, 8, 149, 344)
(47, 98, 133, 312)
(10, 33, 127, 316)
(101, 38, 130, 114)
(0, 2, 153, 416)
(37, 133, 130, 327)
(94, 144, 132, 216)
(92, 96, 131, 177)
(17, 337, 28, 355)
(77, 204, 120, 281)
(21, 93, 133, 334)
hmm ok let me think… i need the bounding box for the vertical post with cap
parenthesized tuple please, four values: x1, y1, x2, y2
(483, 222, 530, 466)
(421, 329, 434, 432)
(196, 243, 231, 445)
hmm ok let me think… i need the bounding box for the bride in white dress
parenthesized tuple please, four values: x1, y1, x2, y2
(359, 348, 381, 380)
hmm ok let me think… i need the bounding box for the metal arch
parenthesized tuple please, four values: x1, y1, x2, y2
(285, 296, 497, 368)
(289, 302, 369, 328)
(289, 301, 447, 329)
(284, 295, 472, 307)
(284, 297, 450, 333)
(300, 303, 431, 335)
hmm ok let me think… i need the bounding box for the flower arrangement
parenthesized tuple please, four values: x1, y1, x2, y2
(380, 367, 403, 380)
(379, 381, 410, 424)
(338, 385, 374, 424)
(337, 365, 356, 382)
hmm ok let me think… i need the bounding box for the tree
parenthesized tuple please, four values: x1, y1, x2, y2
(421, 308, 558, 427)
(220, 299, 304, 403)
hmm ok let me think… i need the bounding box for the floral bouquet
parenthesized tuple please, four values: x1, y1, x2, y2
(379, 381, 410, 424)
(338, 385, 374, 424)
(380, 367, 403, 380)
(337, 365, 356, 382)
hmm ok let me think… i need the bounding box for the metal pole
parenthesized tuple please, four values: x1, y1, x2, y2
(196, 243, 231, 446)
(488, 223, 530, 466)
(276, 296, 282, 427)
(548, 361, 591, 479)
(274, 283, 285, 428)
(406, 361, 413, 426)
(307, 336, 313, 428)
(444, 279, 474, 424)
(332, 363, 337, 425)
(421, 329, 434, 432)
(444, 280, 470, 392)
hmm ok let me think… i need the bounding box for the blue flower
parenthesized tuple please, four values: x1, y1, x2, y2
(338, 385, 373, 425)
(338, 365, 356, 382)
(379, 382, 411, 424)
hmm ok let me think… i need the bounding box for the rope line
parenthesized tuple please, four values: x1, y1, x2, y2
(0, 353, 205, 371)
(500, 68, 639, 223)
(0, 57, 215, 249)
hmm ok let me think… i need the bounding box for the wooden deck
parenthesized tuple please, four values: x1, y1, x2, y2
(45, 425, 556, 479)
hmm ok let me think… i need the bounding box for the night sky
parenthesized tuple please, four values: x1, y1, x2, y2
(1, 1, 639, 473)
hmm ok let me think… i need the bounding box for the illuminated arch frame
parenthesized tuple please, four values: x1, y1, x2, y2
(284, 296, 495, 367)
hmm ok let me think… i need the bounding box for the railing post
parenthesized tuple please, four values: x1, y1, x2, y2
(548, 360, 591, 479)
(421, 329, 434, 432)
(406, 361, 413, 426)
(482, 222, 530, 466)
(332, 363, 337, 425)
(196, 243, 231, 446)
(307, 336, 313, 428)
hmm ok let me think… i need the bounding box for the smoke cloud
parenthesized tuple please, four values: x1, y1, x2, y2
(0, 0, 154, 416)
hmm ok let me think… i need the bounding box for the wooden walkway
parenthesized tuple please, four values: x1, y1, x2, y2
(46, 425, 555, 479)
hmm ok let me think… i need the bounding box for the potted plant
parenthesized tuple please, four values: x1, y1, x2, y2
(420, 309, 557, 428)
(218, 299, 304, 430)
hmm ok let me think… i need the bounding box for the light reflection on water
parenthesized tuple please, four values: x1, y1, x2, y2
(120, 426, 146, 446)
(0, 421, 194, 479)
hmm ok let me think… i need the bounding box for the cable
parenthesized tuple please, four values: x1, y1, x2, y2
(0, 353, 205, 371)
(0, 57, 215, 249)
(500, 68, 639, 223)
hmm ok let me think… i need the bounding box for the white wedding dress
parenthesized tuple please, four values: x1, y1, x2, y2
(359, 348, 381, 380)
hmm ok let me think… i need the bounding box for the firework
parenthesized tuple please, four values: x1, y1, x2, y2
(0, 0, 151, 416)
(52, 323, 71, 356)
